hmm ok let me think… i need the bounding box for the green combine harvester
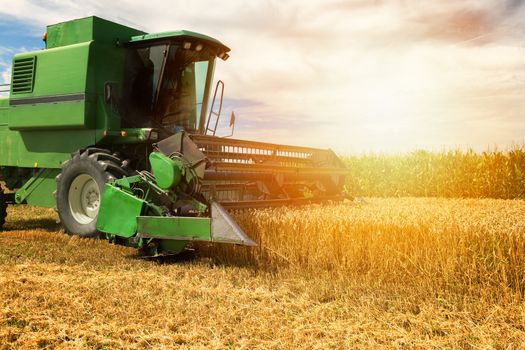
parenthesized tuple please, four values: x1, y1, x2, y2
(0, 17, 349, 255)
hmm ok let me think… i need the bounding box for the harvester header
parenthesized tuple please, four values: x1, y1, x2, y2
(0, 16, 349, 255)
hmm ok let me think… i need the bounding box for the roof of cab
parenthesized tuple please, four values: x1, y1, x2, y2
(128, 30, 230, 52)
(44, 16, 230, 53)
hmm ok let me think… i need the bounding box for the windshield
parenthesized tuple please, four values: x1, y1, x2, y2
(156, 46, 212, 132)
(122, 43, 215, 133)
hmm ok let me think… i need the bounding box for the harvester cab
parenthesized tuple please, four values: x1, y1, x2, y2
(0, 16, 350, 256)
(120, 32, 228, 135)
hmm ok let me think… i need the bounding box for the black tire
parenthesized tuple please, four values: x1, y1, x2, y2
(55, 148, 131, 237)
(0, 187, 7, 230)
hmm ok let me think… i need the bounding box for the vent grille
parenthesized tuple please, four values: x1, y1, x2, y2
(12, 57, 36, 94)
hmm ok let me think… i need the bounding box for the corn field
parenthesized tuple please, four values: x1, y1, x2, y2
(344, 148, 525, 199)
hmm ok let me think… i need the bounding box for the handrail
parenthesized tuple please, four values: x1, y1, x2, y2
(0, 84, 9, 93)
(205, 80, 225, 136)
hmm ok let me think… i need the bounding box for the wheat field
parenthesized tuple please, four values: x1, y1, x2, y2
(1, 198, 525, 349)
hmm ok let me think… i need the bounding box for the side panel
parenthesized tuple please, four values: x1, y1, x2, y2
(8, 100, 90, 130)
(8, 42, 92, 130)
(0, 40, 128, 168)
(0, 128, 96, 168)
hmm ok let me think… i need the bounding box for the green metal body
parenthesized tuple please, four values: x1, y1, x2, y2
(94, 149, 255, 254)
(137, 216, 211, 241)
(149, 152, 183, 189)
(0, 16, 228, 208)
(14, 168, 60, 206)
(1, 18, 144, 171)
(0, 16, 348, 255)
(97, 180, 146, 238)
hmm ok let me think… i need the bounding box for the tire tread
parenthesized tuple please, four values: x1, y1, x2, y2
(56, 148, 131, 237)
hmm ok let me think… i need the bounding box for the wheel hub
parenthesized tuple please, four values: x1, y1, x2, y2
(68, 174, 100, 225)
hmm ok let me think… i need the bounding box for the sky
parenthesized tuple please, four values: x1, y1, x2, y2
(0, 0, 524, 153)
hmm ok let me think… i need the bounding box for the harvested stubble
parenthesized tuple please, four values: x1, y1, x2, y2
(1, 198, 525, 349)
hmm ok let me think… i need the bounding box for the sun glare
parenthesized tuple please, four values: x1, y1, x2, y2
(337, 48, 442, 151)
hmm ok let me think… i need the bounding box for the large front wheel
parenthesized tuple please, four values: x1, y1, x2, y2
(56, 149, 130, 237)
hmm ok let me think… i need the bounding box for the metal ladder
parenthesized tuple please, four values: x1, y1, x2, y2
(205, 80, 225, 136)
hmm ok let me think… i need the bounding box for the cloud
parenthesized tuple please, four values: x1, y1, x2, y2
(0, 0, 524, 152)
(0, 48, 14, 95)
(0, 64, 10, 96)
